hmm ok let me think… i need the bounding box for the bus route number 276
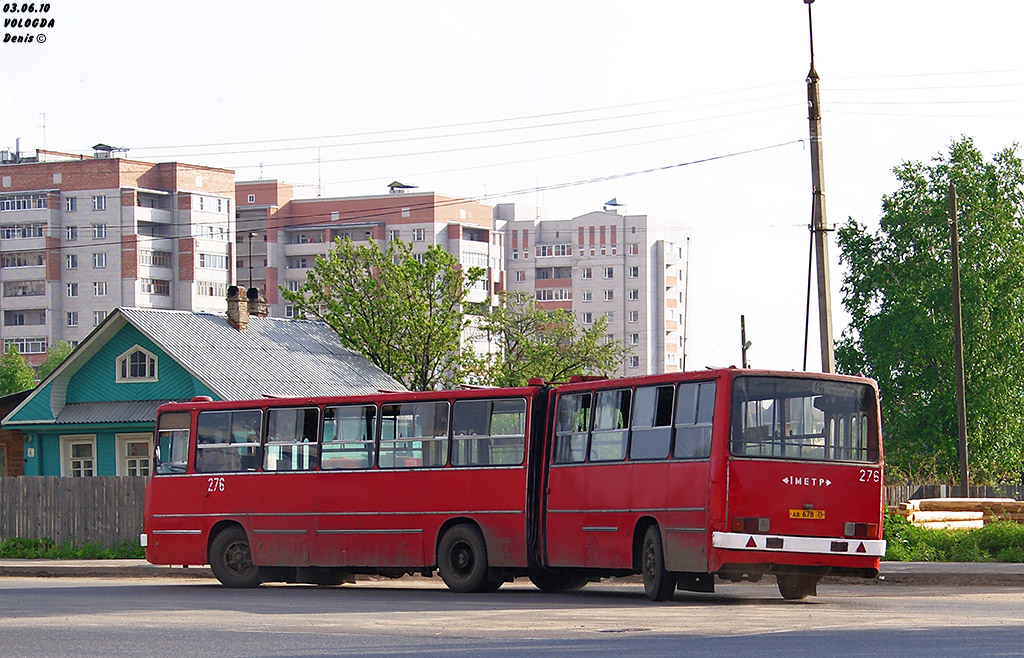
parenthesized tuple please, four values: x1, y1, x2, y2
(859, 469, 880, 483)
(207, 477, 226, 493)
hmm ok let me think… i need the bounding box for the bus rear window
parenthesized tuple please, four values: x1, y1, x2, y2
(730, 376, 878, 463)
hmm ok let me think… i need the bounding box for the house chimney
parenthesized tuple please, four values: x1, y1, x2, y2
(226, 285, 249, 331)
(246, 287, 268, 317)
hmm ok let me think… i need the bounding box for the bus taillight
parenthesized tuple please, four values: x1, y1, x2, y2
(843, 522, 879, 539)
(732, 517, 770, 534)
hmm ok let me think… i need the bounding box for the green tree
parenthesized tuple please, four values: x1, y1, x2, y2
(836, 137, 1024, 483)
(37, 341, 74, 380)
(479, 291, 630, 387)
(281, 238, 484, 391)
(0, 344, 36, 395)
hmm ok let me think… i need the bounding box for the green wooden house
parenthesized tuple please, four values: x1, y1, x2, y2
(2, 306, 402, 477)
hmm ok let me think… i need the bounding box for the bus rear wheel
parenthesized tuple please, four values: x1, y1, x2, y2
(438, 524, 494, 593)
(209, 526, 262, 588)
(777, 573, 818, 600)
(641, 526, 675, 601)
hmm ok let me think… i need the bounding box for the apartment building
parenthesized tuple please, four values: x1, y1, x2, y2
(235, 181, 502, 355)
(499, 203, 689, 376)
(0, 146, 235, 365)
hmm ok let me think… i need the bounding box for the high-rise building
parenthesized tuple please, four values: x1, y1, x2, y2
(235, 180, 502, 312)
(498, 203, 689, 376)
(0, 146, 235, 365)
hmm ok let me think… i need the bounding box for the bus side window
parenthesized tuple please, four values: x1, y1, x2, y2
(195, 410, 261, 473)
(264, 407, 319, 472)
(554, 393, 590, 464)
(321, 405, 376, 470)
(379, 402, 449, 468)
(452, 398, 526, 467)
(590, 389, 630, 462)
(630, 385, 672, 460)
(674, 382, 715, 459)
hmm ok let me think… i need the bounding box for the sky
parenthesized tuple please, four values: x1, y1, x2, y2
(3, 1, 1023, 372)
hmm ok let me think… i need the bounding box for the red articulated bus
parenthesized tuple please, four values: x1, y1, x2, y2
(143, 368, 885, 601)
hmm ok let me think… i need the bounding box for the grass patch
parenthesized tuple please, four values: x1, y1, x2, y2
(0, 537, 144, 559)
(884, 510, 1024, 562)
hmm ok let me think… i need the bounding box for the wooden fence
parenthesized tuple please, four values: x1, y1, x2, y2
(0, 476, 147, 548)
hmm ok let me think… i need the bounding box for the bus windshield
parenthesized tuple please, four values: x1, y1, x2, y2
(730, 376, 878, 463)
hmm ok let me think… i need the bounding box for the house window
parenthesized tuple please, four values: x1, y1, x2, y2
(629, 333, 640, 345)
(247, 194, 255, 204)
(412, 228, 425, 241)
(515, 271, 525, 282)
(628, 266, 639, 279)
(91, 195, 105, 211)
(198, 253, 228, 269)
(139, 278, 170, 295)
(93, 310, 108, 326)
(628, 243, 639, 256)
(92, 252, 107, 268)
(116, 434, 153, 476)
(628, 288, 639, 301)
(401, 207, 411, 218)
(66, 254, 78, 270)
(61, 436, 96, 477)
(581, 290, 592, 302)
(603, 290, 614, 302)
(629, 356, 640, 369)
(93, 281, 107, 296)
(603, 267, 614, 279)
(285, 305, 294, 318)
(628, 310, 639, 323)
(117, 346, 158, 382)
(388, 229, 400, 241)
(92, 224, 107, 239)
(66, 225, 77, 240)
(66, 282, 78, 297)
(65, 197, 77, 212)
(66, 311, 78, 327)
(580, 267, 592, 280)
(581, 312, 593, 324)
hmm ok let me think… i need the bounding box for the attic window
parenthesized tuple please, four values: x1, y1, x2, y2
(116, 345, 158, 383)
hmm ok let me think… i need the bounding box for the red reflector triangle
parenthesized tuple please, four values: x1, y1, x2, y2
(856, 542, 866, 553)
(746, 536, 757, 548)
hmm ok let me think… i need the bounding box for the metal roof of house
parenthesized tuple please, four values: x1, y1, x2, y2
(54, 400, 173, 424)
(118, 308, 403, 400)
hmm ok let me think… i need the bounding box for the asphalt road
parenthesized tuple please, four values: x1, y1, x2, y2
(2, 575, 1024, 657)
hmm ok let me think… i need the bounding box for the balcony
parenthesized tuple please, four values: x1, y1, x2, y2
(283, 241, 329, 257)
(131, 206, 174, 224)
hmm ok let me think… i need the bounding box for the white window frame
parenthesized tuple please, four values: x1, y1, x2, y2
(91, 223, 107, 239)
(603, 267, 614, 279)
(65, 197, 77, 212)
(66, 282, 78, 298)
(115, 433, 154, 476)
(628, 266, 639, 279)
(60, 435, 97, 477)
(116, 345, 159, 383)
(66, 311, 78, 327)
(247, 194, 255, 204)
(91, 195, 105, 211)
(93, 281, 108, 296)
(92, 252, 107, 269)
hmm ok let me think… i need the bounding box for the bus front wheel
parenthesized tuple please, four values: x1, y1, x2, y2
(641, 526, 675, 601)
(438, 524, 494, 593)
(209, 526, 262, 588)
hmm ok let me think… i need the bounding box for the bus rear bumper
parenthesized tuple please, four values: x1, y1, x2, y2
(712, 531, 886, 557)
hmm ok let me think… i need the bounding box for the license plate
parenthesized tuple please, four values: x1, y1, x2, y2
(789, 509, 825, 520)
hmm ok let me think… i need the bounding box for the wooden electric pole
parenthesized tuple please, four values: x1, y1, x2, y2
(741, 315, 752, 368)
(949, 183, 969, 496)
(805, 0, 835, 373)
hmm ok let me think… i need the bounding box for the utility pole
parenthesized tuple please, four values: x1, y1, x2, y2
(949, 183, 969, 496)
(805, 0, 835, 373)
(247, 232, 257, 290)
(740, 315, 751, 369)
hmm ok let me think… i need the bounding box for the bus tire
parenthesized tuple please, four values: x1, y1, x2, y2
(641, 526, 675, 601)
(528, 570, 589, 593)
(437, 524, 492, 593)
(777, 573, 818, 600)
(209, 526, 262, 588)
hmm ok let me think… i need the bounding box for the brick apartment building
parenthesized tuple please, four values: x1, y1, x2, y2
(234, 180, 503, 355)
(0, 146, 235, 365)
(498, 203, 689, 376)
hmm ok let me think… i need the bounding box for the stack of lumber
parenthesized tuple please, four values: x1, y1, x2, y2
(894, 498, 1024, 529)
